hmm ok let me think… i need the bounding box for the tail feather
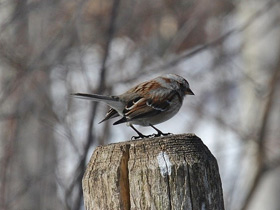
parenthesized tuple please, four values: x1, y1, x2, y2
(98, 108, 119, 124)
(113, 117, 127, 125)
(71, 93, 124, 112)
(71, 93, 119, 102)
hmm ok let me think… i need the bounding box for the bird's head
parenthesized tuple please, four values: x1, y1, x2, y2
(163, 74, 194, 96)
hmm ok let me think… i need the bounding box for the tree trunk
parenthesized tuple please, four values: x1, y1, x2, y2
(82, 134, 224, 210)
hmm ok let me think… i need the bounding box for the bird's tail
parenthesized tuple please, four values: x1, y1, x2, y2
(71, 93, 123, 112)
(71, 93, 118, 102)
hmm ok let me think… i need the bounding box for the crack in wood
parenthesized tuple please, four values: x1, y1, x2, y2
(187, 165, 193, 210)
(119, 145, 131, 210)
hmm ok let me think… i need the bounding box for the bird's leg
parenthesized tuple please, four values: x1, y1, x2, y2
(149, 124, 172, 137)
(130, 125, 149, 139)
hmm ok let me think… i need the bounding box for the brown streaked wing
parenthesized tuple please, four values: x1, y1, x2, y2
(123, 90, 178, 121)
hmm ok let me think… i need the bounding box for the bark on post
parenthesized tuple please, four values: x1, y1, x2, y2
(82, 134, 224, 210)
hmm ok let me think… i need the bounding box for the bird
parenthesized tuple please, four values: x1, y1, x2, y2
(71, 74, 194, 139)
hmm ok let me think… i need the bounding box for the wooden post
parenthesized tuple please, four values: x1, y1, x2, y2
(82, 134, 224, 210)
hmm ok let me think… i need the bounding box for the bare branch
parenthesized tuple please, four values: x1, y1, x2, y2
(71, 0, 122, 209)
(240, 48, 280, 210)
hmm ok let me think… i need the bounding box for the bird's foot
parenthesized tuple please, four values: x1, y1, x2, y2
(131, 134, 153, 140)
(152, 132, 173, 137)
(162, 132, 172, 136)
(149, 124, 172, 137)
(131, 135, 142, 140)
(130, 125, 154, 140)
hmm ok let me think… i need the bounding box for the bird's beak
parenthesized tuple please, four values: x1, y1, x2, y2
(185, 88, 194, 95)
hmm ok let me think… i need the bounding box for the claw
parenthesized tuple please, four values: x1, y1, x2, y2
(150, 132, 172, 138)
(130, 124, 173, 140)
(131, 135, 140, 140)
(162, 132, 172, 136)
(131, 134, 149, 140)
(153, 133, 161, 137)
(149, 124, 173, 137)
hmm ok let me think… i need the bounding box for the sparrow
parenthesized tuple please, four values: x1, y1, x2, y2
(71, 74, 194, 139)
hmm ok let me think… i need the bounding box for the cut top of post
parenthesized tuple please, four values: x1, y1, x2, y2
(82, 134, 224, 210)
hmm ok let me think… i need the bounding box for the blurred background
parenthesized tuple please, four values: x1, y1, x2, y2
(0, 0, 280, 209)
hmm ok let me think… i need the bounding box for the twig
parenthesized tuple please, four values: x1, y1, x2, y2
(113, 0, 278, 85)
(240, 47, 280, 210)
(71, 0, 121, 209)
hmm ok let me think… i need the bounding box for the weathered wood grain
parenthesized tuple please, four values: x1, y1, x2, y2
(82, 134, 224, 210)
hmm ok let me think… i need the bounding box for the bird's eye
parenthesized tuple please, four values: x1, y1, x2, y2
(179, 83, 186, 90)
